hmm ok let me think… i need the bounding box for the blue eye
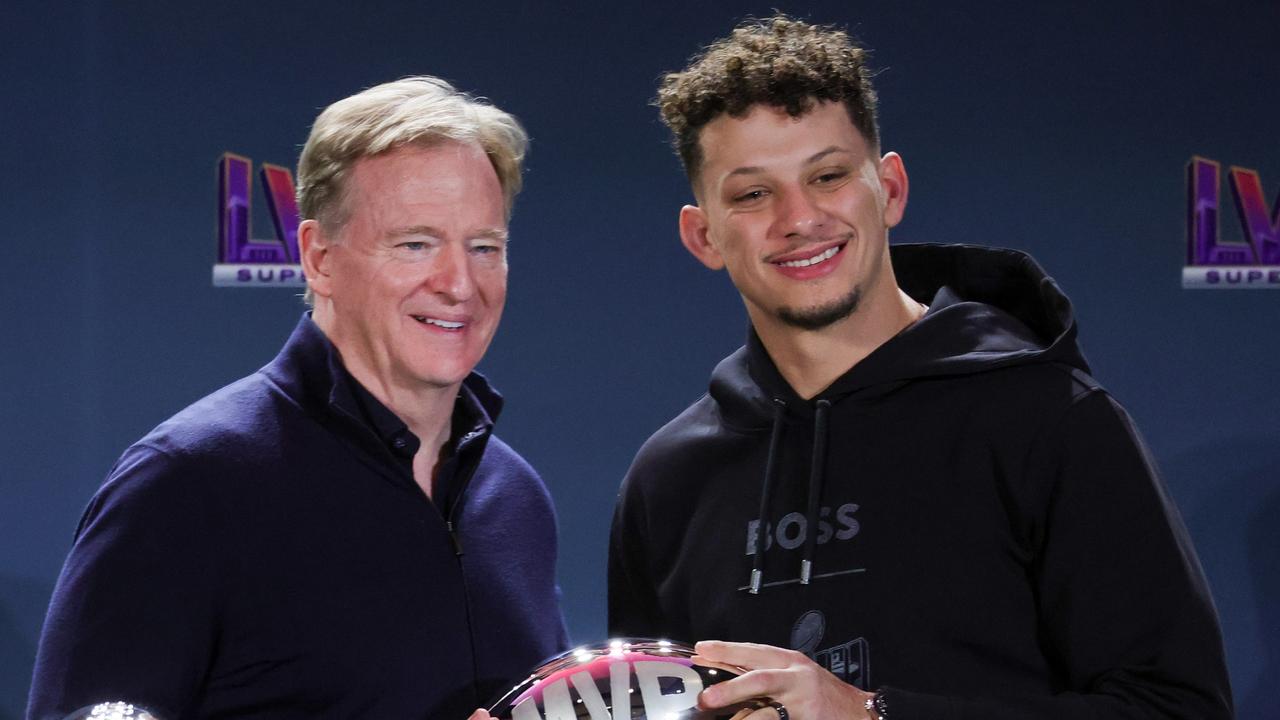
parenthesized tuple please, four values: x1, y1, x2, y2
(399, 241, 427, 251)
(471, 244, 503, 255)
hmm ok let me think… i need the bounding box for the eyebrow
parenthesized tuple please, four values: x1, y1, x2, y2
(386, 225, 509, 242)
(724, 146, 851, 179)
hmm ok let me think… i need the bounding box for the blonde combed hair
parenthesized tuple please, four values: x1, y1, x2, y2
(296, 76, 528, 229)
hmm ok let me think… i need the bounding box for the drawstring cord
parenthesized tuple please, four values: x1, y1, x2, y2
(749, 399, 788, 594)
(800, 399, 831, 584)
(747, 398, 833, 593)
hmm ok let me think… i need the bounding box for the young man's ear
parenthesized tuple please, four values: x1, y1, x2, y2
(678, 204, 726, 271)
(878, 152, 910, 229)
(298, 219, 334, 299)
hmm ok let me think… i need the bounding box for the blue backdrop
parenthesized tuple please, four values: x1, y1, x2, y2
(1, 1, 1276, 717)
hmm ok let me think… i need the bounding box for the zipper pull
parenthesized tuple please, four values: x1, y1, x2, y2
(446, 521, 464, 556)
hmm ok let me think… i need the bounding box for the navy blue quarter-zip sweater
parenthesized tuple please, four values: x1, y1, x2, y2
(609, 244, 1232, 720)
(29, 314, 568, 720)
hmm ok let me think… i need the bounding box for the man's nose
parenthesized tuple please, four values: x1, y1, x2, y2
(776, 187, 828, 238)
(424, 242, 474, 302)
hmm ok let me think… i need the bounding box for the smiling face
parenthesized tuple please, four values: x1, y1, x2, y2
(678, 101, 907, 334)
(300, 142, 508, 396)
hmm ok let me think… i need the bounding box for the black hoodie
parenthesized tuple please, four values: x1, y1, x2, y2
(609, 244, 1232, 719)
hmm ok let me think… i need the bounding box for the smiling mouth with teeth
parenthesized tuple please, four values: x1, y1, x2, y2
(412, 316, 465, 330)
(776, 243, 844, 268)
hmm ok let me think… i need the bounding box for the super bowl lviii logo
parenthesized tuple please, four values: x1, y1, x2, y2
(1184, 156, 1279, 289)
(213, 153, 305, 287)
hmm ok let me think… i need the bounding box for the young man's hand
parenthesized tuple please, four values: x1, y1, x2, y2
(694, 640, 877, 719)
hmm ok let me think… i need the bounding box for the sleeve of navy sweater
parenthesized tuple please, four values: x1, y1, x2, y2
(27, 444, 221, 720)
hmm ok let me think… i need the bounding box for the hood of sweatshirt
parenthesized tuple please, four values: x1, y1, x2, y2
(709, 243, 1091, 429)
(700, 243, 1093, 593)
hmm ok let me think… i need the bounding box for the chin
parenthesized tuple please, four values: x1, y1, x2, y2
(402, 362, 471, 389)
(775, 285, 863, 331)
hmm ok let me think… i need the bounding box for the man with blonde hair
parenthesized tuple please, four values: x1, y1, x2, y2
(29, 76, 568, 719)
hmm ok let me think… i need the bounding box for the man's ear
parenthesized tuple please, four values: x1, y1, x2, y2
(678, 204, 725, 271)
(878, 152, 909, 229)
(298, 219, 333, 299)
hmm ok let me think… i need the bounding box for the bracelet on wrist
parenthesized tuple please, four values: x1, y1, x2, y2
(863, 689, 888, 720)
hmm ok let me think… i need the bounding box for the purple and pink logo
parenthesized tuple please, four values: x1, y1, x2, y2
(213, 152, 305, 287)
(1184, 156, 1280, 289)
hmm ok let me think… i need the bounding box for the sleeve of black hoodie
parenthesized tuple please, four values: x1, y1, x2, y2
(607, 475, 669, 640)
(883, 390, 1233, 720)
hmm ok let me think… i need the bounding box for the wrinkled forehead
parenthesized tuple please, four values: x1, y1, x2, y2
(334, 143, 507, 240)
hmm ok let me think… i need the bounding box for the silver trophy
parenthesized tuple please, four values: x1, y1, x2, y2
(487, 639, 758, 720)
(63, 702, 160, 720)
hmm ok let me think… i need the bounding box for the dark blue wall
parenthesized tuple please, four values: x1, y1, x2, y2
(2, 1, 1276, 717)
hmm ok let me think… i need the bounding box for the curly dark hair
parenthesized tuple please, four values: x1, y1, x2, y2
(657, 14, 880, 186)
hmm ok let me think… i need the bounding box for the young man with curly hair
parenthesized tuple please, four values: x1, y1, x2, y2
(609, 15, 1232, 720)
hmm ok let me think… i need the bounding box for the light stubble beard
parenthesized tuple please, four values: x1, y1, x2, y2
(776, 285, 863, 331)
